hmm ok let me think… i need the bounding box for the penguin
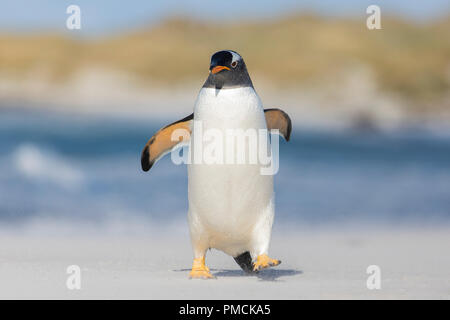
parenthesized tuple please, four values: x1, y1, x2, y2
(141, 50, 291, 279)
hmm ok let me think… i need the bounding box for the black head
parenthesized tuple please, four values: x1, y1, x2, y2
(202, 50, 253, 90)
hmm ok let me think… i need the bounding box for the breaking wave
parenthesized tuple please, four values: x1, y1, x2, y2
(13, 143, 84, 188)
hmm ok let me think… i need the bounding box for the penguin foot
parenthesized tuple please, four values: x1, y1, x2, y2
(189, 257, 215, 279)
(253, 254, 281, 272)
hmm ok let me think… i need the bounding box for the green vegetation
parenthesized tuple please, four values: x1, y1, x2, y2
(0, 14, 449, 103)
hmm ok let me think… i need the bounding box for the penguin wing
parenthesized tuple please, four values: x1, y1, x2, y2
(141, 113, 193, 172)
(264, 108, 292, 141)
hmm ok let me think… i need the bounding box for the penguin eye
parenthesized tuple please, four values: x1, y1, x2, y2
(231, 61, 238, 68)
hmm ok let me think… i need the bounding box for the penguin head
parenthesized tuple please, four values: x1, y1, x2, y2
(203, 50, 253, 90)
(209, 50, 241, 75)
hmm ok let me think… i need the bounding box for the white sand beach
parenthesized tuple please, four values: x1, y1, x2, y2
(0, 224, 449, 299)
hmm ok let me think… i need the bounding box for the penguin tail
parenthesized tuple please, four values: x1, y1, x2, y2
(233, 251, 258, 274)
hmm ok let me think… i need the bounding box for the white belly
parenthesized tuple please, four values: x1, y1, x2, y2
(187, 87, 274, 257)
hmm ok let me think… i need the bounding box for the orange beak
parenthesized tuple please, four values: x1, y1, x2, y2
(211, 65, 230, 74)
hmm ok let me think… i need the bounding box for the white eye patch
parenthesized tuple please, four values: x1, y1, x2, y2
(228, 50, 242, 63)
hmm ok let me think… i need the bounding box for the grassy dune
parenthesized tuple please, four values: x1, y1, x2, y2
(0, 14, 449, 105)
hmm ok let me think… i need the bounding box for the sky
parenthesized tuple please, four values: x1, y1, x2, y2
(1, 0, 449, 35)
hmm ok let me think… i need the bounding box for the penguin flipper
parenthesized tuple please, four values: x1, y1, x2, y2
(264, 108, 292, 141)
(141, 113, 193, 172)
(234, 251, 258, 274)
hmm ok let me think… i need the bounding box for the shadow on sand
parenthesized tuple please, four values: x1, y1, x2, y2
(213, 268, 302, 281)
(173, 268, 302, 281)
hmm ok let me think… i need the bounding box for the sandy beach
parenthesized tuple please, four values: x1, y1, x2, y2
(1, 1, 449, 303)
(0, 224, 448, 299)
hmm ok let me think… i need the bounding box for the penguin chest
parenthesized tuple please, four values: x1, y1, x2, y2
(187, 87, 274, 238)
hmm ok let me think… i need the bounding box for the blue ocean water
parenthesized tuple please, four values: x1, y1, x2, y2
(1, 109, 450, 227)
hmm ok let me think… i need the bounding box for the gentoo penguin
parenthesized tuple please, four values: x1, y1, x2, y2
(141, 50, 291, 279)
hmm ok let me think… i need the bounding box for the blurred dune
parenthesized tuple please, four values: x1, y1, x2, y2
(0, 14, 449, 128)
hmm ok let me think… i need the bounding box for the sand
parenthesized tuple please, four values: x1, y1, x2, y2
(0, 224, 449, 299)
